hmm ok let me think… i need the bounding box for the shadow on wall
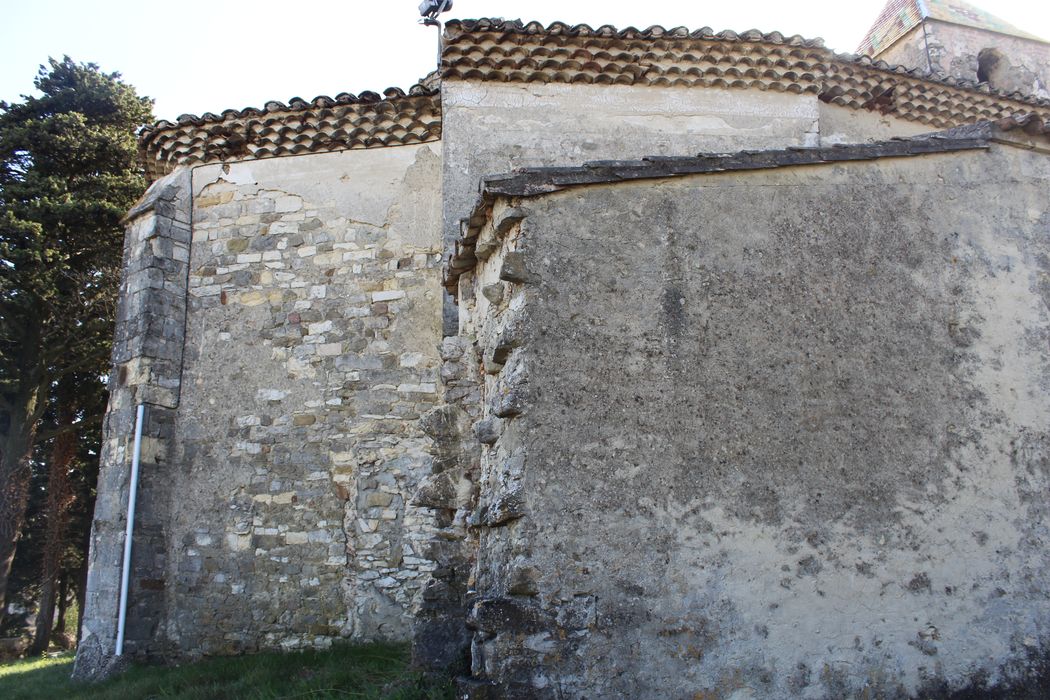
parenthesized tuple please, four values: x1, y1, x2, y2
(917, 645, 1050, 699)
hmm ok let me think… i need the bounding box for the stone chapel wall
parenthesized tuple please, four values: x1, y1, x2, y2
(79, 141, 447, 671)
(76, 18, 1050, 681)
(925, 21, 1050, 99)
(162, 144, 445, 655)
(872, 21, 1050, 100)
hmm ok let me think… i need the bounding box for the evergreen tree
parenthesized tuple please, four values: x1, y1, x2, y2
(0, 57, 152, 627)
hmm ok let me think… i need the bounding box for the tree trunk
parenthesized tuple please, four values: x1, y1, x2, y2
(53, 573, 69, 635)
(28, 382, 77, 656)
(0, 335, 49, 626)
(0, 403, 37, 629)
(28, 578, 56, 656)
(76, 527, 89, 644)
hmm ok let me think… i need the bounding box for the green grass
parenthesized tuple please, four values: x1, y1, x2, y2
(0, 643, 454, 700)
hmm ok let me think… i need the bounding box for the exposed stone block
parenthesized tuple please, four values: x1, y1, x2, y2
(481, 283, 505, 305)
(506, 565, 540, 597)
(491, 313, 524, 366)
(473, 418, 503, 445)
(482, 487, 525, 527)
(412, 469, 470, 511)
(420, 405, 470, 441)
(498, 252, 529, 284)
(493, 354, 527, 418)
(492, 207, 526, 237)
(469, 598, 549, 635)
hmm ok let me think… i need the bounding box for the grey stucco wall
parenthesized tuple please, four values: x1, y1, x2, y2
(439, 82, 832, 332)
(461, 144, 1050, 698)
(441, 82, 822, 250)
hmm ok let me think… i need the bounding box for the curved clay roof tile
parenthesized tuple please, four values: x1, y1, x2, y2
(138, 81, 440, 180)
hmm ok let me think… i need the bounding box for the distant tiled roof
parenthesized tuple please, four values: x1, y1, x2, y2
(444, 120, 1048, 294)
(856, 0, 925, 56)
(925, 0, 1045, 41)
(441, 19, 1050, 130)
(858, 0, 1046, 57)
(138, 84, 441, 181)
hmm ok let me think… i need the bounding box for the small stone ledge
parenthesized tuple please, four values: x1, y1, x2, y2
(491, 352, 527, 418)
(473, 417, 503, 444)
(497, 252, 529, 284)
(478, 487, 525, 527)
(412, 468, 472, 511)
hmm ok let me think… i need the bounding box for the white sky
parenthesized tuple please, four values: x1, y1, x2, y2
(2, 1, 1049, 122)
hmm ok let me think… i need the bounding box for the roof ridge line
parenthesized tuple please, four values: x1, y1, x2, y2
(140, 82, 439, 137)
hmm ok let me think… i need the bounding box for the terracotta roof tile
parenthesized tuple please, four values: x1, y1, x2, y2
(856, 0, 925, 56)
(441, 19, 1050, 128)
(995, 112, 1050, 135)
(138, 83, 441, 181)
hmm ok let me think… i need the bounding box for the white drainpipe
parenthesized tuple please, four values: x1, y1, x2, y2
(115, 403, 145, 656)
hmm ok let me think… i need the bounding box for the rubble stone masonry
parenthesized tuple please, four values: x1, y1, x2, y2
(169, 144, 444, 654)
(76, 142, 445, 675)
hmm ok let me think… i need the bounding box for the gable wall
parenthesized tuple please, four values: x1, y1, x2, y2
(869, 23, 936, 74)
(441, 83, 823, 295)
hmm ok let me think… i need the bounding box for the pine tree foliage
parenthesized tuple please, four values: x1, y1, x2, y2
(0, 57, 152, 628)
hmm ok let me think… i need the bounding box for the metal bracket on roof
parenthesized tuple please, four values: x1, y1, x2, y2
(419, 0, 454, 65)
(419, 0, 453, 20)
